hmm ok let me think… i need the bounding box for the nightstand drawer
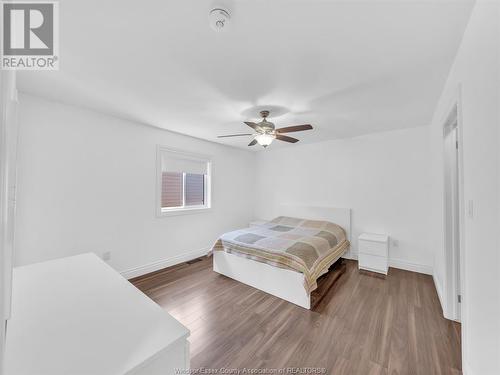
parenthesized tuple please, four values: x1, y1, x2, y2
(358, 253, 388, 274)
(359, 240, 388, 257)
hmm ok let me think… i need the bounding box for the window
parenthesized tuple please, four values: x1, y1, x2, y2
(157, 147, 211, 215)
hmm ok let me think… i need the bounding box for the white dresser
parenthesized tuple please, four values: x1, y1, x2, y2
(5, 253, 190, 375)
(358, 233, 389, 275)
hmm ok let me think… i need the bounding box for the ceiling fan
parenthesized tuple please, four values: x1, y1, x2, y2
(218, 110, 313, 148)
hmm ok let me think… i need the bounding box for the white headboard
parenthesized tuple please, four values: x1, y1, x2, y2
(274, 204, 352, 242)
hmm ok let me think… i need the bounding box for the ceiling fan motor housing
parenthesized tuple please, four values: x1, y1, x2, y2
(258, 111, 275, 132)
(259, 120, 275, 132)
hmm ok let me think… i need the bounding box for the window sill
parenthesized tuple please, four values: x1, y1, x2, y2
(157, 206, 212, 217)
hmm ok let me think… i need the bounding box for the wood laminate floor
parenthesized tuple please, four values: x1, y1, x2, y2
(131, 257, 461, 375)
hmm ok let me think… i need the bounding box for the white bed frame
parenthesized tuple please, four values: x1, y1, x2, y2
(213, 205, 351, 309)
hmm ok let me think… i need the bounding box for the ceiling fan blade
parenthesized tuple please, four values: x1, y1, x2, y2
(248, 139, 258, 146)
(276, 134, 299, 143)
(276, 124, 312, 133)
(217, 133, 253, 138)
(244, 121, 260, 130)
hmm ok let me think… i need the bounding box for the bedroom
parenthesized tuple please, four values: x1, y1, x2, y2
(0, 0, 499, 374)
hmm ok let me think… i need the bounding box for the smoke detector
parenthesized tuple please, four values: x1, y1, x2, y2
(209, 8, 231, 31)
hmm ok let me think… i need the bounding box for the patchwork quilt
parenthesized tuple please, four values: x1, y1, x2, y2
(211, 216, 350, 294)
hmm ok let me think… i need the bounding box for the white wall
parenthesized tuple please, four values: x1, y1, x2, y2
(428, 1, 500, 374)
(254, 126, 432, 274)
(14, 94, 256, 276)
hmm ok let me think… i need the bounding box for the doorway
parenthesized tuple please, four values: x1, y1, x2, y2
(443, 104, 462, 321)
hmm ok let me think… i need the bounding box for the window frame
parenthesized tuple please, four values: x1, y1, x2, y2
(156, 146, 212, 217)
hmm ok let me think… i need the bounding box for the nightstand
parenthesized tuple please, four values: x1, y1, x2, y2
(249, 220, 267, 227)
(358, 233, 389, 275)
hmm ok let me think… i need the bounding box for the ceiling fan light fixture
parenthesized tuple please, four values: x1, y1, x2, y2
(255, 133, 275, 147)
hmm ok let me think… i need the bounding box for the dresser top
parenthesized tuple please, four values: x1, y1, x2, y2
(359, 233, 389, 243)
(5, 253, 189, 375)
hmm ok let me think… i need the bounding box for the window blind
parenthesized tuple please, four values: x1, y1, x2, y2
(161, 152, 207, 175)
(161, 172, 183, 208)
(159, 149, 210, 211)
(185, 173, 204, 206)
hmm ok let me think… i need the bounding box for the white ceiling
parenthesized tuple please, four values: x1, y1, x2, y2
(18, 0, 474, 150)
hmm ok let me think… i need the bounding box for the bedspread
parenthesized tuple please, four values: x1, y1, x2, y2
(211, 216, 350, 294)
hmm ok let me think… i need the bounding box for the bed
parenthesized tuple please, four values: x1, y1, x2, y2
(212, 206, 351, 309)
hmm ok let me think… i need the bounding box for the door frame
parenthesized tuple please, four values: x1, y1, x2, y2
(441, 85, 467, 358)
(443, 107, 462, 321)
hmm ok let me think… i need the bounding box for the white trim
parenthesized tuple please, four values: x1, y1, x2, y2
(343, 251, 433, 276)
(156, 145, 211, 162)
(456, 84, 468, 375)
(388, 258, 433, 275)
(120, 248, 210, 279)
(342, 250, 358, 260)
(462, 361, 472, 375)
(441, 95, 464, 322)
(1, 71, 18, 327)
(432, 274, 450, 318)
(159, 206, 212, 217)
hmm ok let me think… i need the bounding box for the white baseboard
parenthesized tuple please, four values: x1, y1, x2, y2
(389, 258, 433, 275)
(122, 248, 432, 279)
(345, 250, 432, 275)
(342, 250, 358, 260)
(120, 248, 210, 279)
(433, 274, 446, 313)
(462, 360, 473, 375)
